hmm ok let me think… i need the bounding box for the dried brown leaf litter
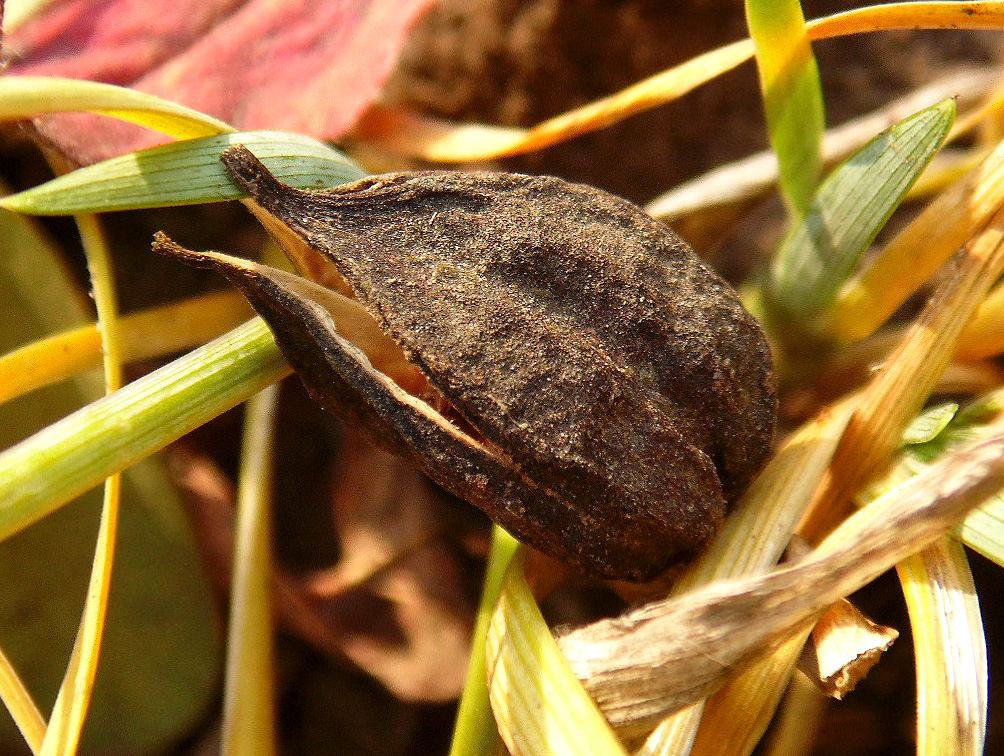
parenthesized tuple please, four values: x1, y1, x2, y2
(155, 144, 777, 581)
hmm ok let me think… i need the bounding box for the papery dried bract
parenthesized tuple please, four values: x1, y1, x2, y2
(157, 146, 777, 580)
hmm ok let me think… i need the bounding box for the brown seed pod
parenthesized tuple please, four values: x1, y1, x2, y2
(154, 145, 777, 581)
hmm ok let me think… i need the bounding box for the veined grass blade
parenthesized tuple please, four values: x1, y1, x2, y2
(0, 131, 366, 215)
(0, 291, 251, 406)
(767, 99, 955, 324)
(831, 130, 1004, 344)
(898, 539, 987, 756)
(745, 0, 825, 216)
(801, 203, 1004, 541)
(0, 317, 292, 543)
(486, 552, 628, 756)
(448, 526, 519, 756)
(645, 68, 995, 223)
(41, 213, 123, 756)
(0, 77, 231, 139)
(221, 384, 280, 756)
(960, 495, 1004, 567)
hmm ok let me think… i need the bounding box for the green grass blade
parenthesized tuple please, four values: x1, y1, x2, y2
(0, 318, 292, 543)
(745, 0, 825, 216)
(767, 99, 956, 323)
(448, 526, 519, 756)
(0, 131, 366, 215)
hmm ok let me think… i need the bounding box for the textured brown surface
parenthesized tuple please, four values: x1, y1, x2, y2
(159, 145, 777, 580)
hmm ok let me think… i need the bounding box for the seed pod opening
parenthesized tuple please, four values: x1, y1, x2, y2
(155, 145, 777, 581)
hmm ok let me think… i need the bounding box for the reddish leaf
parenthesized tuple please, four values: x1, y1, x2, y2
(5, 0, 437, 164)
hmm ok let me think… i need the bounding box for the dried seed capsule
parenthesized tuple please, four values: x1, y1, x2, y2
(155, 145, 777, 581)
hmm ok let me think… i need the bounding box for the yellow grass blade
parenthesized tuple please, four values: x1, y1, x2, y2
(625, 396, 858, 752)
(0, 77, 231, 140)
(803, 204, 1004, 541)
(220, 384, 281, 756)
(898, 538, 987, 756)
(40, 215, 122, 756)
(486, 553, 628, 756)
(356, 2, 1004, 163)
(0, 643, 46, 754)
(0, 291, 252, 406)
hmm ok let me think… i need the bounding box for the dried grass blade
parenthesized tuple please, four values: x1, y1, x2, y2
(745, 0, 825, 215)
(559, 420, 1004, 743)
(0, 642, 45, 754)
(646, 69, 995, 222)
(220, 384, 281, 756)
(637, 396, 857, 753)
(897, 538, 987, 756)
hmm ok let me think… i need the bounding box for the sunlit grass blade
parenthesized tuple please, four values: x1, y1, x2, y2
(831, 132, 1004, 344)
(486, 552, 628, 756)
(898, 539, 987, 756)
(41, 213, 123, 756)
(0, 77, 231, 139)
(0, 131, 366, 215)
(0, 643, 46, 754)
(0, 317, 292, 543)
(353, 2, 1004, 163)
(767, 99, 955, 325)
(449, 526, 519, 756)
(220, 384, 281, 756)
(0, 290, 251, 406)
(745, 0, 825, 215)
(800, 204, 1004, 542)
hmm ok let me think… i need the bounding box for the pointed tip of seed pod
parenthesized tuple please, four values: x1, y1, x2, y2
(220, 144, 297, 210)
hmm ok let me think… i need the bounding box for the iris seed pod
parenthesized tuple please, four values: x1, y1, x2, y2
(154, 145, 777, 581)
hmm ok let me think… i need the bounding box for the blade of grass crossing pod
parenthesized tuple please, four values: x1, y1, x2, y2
(221, 384, 280, 756)
(486, 553, 628, 756)
(448, 527, 519, 756)
(0, 131, 367, 216)
(767, 99, 955, 324)
(746, 0, 825, 216)
(898, 539, 987, 756)
(0, 318, 292, 544)
(0, 77, 232, 139)
(41, 214, 123, 756)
